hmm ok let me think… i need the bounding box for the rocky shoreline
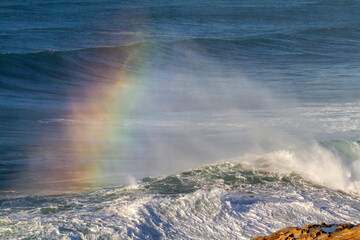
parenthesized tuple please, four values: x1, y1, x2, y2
(254, 223, 360, 240)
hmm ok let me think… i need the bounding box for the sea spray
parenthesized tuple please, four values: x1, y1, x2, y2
(233, 142, 360, 194)
(18, 41, 307, 192)
(11, 42, 360, 195)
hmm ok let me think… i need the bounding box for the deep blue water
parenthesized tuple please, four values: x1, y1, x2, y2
(1, 1, 360, 239)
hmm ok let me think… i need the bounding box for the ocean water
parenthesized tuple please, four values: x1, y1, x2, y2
(1, 0, 360, 239)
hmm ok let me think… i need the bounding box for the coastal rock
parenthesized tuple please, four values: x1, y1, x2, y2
(254, 223, 360, 240)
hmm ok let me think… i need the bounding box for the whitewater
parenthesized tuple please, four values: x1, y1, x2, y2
(1, 0, 360, 239)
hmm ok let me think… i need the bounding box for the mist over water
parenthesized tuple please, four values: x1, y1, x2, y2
(5, 41, 359, 200)
(14, 43, 312, 192)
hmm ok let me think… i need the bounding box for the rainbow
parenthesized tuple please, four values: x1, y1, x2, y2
(38, 41, 153, 191)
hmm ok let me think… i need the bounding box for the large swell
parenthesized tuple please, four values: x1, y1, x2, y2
(2, 40, 360, 191)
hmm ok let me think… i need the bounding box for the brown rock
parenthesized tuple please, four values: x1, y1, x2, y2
(253, 223, 360, 240)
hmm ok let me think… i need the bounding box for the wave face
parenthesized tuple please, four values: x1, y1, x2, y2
(1, 0, 360, 239)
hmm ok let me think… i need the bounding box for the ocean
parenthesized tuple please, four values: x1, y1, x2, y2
(1, 0, 360, 239)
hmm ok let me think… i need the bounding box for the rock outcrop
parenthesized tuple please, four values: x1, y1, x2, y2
(254, 223, 360, 240)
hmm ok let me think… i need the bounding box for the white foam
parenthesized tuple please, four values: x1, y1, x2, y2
(235, 143, 360, 194)
(1, 178, 360, 240)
